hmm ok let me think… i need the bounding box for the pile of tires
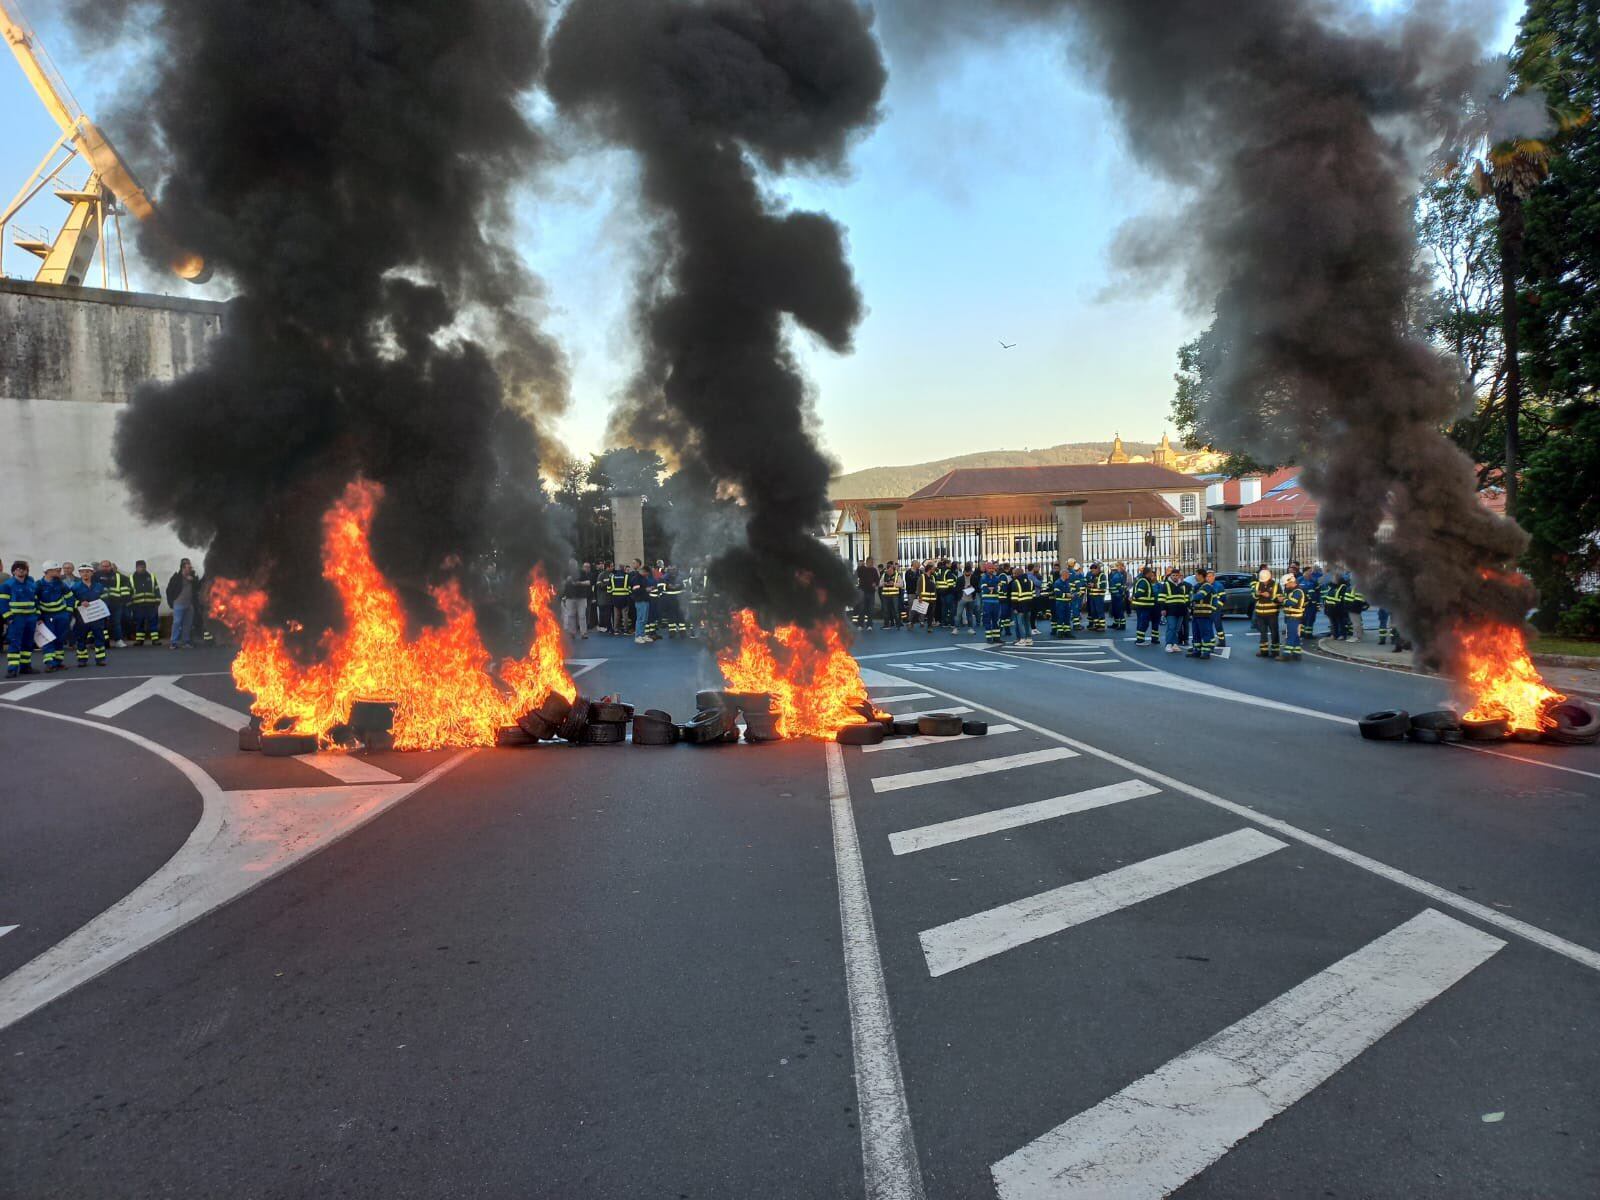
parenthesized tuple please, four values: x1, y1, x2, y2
(837, 709, 982, 746)
(1544, 699, 1599, 746)
(632, 708, 677, 746)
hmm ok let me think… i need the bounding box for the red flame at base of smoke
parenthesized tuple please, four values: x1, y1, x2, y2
(717, 609, 882, 739)
(1456, 622, 1566, 734)
(210, 480, 574, 750)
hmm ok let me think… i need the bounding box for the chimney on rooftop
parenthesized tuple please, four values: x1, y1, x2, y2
(1240, 476, 1262, 505)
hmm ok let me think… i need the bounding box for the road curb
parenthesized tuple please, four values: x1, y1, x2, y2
(1313, 638, 1600, 701)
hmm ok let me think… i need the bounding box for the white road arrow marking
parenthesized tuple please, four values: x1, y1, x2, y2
(0, 925, 17, 938)
(86, 675, 249, 730)
(0, 681, 63, 703)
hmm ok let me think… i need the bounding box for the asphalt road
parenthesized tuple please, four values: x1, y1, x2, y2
(0, 621, 1595, 1199)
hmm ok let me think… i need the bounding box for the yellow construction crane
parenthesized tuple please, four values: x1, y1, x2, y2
(1, 0, 207, 287)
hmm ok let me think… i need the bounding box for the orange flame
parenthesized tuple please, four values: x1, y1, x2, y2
(716, 609, 880, 739)
(1458, 622, 1566, 734)
(211, 480, 574, 750)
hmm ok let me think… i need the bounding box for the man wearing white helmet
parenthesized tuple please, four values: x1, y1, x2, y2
(1252, 564, 1284, 658)
(1280, 570, 1307, 661)
(36, 562, 74, 672)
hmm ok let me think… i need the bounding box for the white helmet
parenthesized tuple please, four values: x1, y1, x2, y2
(42, 560, 60, 572)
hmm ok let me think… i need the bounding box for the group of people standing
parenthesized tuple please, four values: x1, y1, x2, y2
(560, 559, 701, 645)
(851, 555, 1392, 664)
(0, 556, 210, 677)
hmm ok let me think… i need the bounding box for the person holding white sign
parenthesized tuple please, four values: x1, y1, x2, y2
(69, 564, 112, 668)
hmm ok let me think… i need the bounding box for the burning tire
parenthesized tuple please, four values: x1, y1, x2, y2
(1357, 710, 1409, 741)
(260, 732, 318, 757)
(538, 692, 573, 726)
(557, 699, 591, 743)
(1461, 715, 1509, 741)
(837, 722, 886, 746)
(891, 718, 919, 737)
(1409, 709, 1461, 732)
(516, 711, 556, 740)
(495, 725, 534, 748)
(696, 689, 726, 712)
(349, 699, 396, 733)
(961, 719, 989, 736)
(362, 730, 395, 753)
(328, 723, 363, 751)
(1544, 700, 1599, 746)
(916, 713, 964, 737)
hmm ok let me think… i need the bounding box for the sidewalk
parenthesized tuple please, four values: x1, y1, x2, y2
(1314, 634, 1600, 701)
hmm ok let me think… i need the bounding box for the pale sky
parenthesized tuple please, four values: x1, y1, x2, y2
(1, 2, 1522, 477)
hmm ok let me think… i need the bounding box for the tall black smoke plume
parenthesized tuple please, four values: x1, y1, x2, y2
(70, 0, 568, 645)
(892, 0, 1532, 677)
(546, 0, 886, 622)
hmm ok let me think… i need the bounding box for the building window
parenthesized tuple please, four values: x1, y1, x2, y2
(1180, 493, 1198, 517)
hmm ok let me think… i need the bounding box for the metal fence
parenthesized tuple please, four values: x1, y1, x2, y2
(884, 514, 1216, 569)
(1237, 526, 1322, 573)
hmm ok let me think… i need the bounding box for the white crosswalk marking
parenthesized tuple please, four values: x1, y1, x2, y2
(919, 829, 1286, 976)
(0, 925, 16, 938)
(871, 692, 934, 704)
(879, 706, 972, 721)
(293, 753, 402, 784)
(889, 780, 1160, 855)
(870, 747, 1078, 794)
(0, 681, 62, 703)
(990, 909, 1505, 1199)
(863, 725, 1018, 754)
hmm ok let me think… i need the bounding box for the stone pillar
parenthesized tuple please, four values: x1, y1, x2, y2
(867, 503, 902, 563)
(610, 493, 645, 566)
(1210, 504, 1241, 573)
(1052, 498, 1086, 564)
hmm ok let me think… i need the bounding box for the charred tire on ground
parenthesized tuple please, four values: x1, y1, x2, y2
(260, 732, 319, 757)
(891, 718, 920, 737)
(495, 725, 534, 748)
(362, 730, 395, 753)
(837, 722, 886, 746)
(557, 700, 591, 743)
(581, 721, 626, 745)
(349, 699, 396, 733)
(516, 711, 556, 740)
(1357, 710, 1410, 741)
(743, 725, 783, 743)
(916, 713, 965, 737)
(685, 709, 728, 745)
(961, 719, 989, 736)
(590, 701, 632, 725)
(1409, 709, 1461, 732)
(238, 726, 260, 752)
(1461, 715, 1509, 741)
(695, 689, 726, 712)
(537, 692, 573, 726)
(1406, 727, 1443, 744)
(632, 716, 677, 746)
(1544, 700, 1600, 745)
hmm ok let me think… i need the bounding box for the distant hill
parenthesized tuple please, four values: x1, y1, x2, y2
(829, 442, 1158, 500)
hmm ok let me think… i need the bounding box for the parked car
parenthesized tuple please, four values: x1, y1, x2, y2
(1212, 572, 1256, 619)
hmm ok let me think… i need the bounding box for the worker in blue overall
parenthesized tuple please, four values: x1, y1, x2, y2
(1131, 564, 1158, 647)
(1188, 569, 1219, 659)
(1084, 563, 1109, 632)
(1108, 561, 1129, 631)
(1049, 566, 1074, 639)
(1, 560, 41, 677)
(35, 562, 74, 672)
(1280, 571, 1307, 661)
(129, 560, 162, 645)
(978, 563, 1002, 645)
(69, 563, 111, 667)
(996, 565, 1014, 642)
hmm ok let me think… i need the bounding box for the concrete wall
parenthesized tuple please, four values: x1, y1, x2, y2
(1, 278, 225, 576)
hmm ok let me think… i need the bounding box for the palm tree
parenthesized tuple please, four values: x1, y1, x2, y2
(1466, 35, 1590, 519)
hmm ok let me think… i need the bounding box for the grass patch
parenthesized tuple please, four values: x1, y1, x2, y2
(1532, 635, 1600, 659)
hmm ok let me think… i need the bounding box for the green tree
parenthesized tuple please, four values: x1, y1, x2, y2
(1169, 325, 1272, 478)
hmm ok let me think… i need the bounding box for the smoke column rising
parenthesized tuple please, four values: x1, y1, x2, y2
(546, 0, 886, 622)
(69, 0, 569, 646)
(888, 0, 1532, 675)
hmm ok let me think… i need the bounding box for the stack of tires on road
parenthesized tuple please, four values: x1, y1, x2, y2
(243, 698, 399, 756)
(679, 690, 778, 746)
(504, 692, 637, 746)
(1357, 699, 1599, 747)
(836, 704, 987, 747)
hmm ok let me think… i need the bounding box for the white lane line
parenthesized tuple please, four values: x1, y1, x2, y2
(85, 675, 250, 729)
(0, 926, 16, 938)
(293, 753, 403, 784)
(0, 697, 474, 1033)
(878, 706, 973, 722)
(871, 747, 1078, 794)
(855, 647, 965, 661)
(0, 670, 234, 685)
(870, 692, 935, 704)
(991, 909, 1504, 1199)
(866, 671, 1600, 975)
(1449, 740, 1600, 782)
(920, 829, 1285, 977)
(0, 681, 63, 703)
(824, 742, 927, 1200)
(863, 725, 1019, 754)
(890, 780, 1161, 855)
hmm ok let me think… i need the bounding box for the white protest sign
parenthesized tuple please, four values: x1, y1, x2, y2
(77, 599, 110, 623)
(33, 622, 55, 648)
